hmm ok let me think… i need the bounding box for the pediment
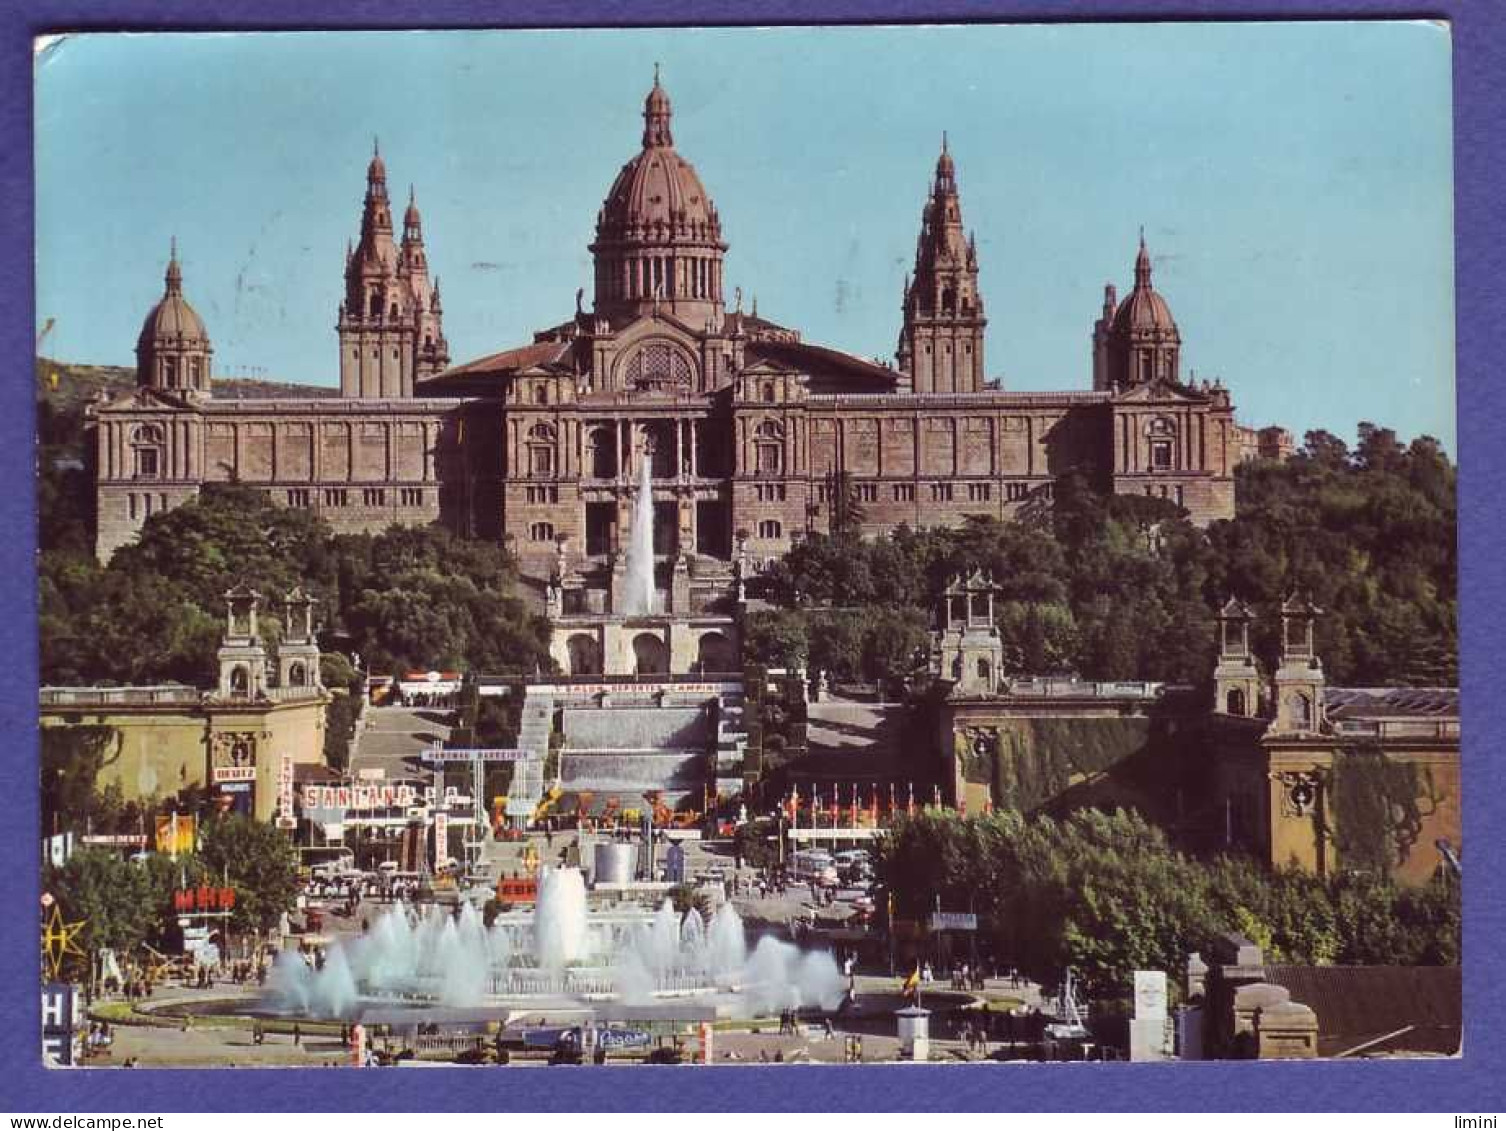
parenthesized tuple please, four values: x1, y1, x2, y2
(1112, 378, 1207, 405)
(611, 310, 705, 352)
(94, 385, 198, 413)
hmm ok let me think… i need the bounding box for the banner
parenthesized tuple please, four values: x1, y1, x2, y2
(928, 911, 978, 931)
(434, 811, 449, 869)
(40, 983, 80, 1066)
(277, 754, 295, 824)
(422, 747, 534, 763)
(301, 783, 418, 811)
(154, 814, 196, 856)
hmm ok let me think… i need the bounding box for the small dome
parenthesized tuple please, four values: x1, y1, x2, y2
(137, 248, 209, 350)
(1111, 286, 1176, 334)
(644, 77, 671, 120)
(1111, 236, 1178, 335)
(139, 293, 208, 347)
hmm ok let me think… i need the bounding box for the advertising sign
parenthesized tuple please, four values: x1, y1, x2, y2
(154, 814, 196, 856)
(422, 747, 533, 763)
(212, 766, 257, 783)
(41, 983, 80, 1065)
(928, 912, 978, 932)
(433, 810, 449, 869)
(301, 783, 418, 811)
(277, 753, 295, 824)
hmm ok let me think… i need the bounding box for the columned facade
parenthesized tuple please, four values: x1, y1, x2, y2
(90, 73, 1256, 565)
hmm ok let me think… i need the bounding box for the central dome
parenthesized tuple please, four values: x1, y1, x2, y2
(590, 73, 727, 328)
(598, 147, 718, 240)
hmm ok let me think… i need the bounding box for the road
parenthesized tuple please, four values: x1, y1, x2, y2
(349, 705, 454, 781)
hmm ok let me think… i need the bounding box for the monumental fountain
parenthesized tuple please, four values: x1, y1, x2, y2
(267, 866, 844, 1023)
(621, 455, 657, 616)
(545, 438, 740, 678)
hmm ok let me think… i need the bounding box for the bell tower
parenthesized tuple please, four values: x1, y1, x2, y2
(898, 136, 987, 395)
(337, 141, 445, 397)
(217, 584, 269, 700)
(1213, 597, 1263, 717)
(1271, 594, 1326, 735)
(277, 587, 323, 692)
(934, 570, 1003, 696)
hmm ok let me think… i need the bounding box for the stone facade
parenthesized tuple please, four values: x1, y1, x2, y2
(90, 74, 1254, 570)
(936, 589, 1460, 884)
(39, 686, 327, 823)
(39, 588, 331, 822)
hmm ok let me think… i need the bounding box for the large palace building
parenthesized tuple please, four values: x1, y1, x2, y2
(92, 75, 1271, 589)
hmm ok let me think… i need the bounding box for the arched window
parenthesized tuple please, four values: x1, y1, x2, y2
(229, 666, 249, 696)
(1148, 416, 1177, 471)
(976, 657, 991, 683)
(632, 633, 669, 675)
(620, 340, 696, 393)
(131, 424, 165, 480)
(533, 384, 549, 405)
(696, 632, 735, 674)
(761, 382, 776, 404)
(1226, 688, 1246, 716)
(587, 427, 616, 479)
(369, 292, 382, 317)
(567, 634, 602, 676)
(288, 661, 307, 688)
(1289, 692, 1313, 729)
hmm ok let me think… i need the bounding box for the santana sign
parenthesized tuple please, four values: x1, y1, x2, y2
(302, 783, 419, 811)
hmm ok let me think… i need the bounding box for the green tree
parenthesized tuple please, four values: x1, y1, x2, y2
(41, 726, 121, 836)
(198, 815, 300, 935)
(42, 849, 168, 983)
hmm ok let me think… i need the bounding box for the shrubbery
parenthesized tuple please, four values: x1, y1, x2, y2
(876, 808, 1460, 996)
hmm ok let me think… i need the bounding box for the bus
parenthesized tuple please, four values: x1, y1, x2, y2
(790, 849, 839, 885)
(297, 846, 356, 878)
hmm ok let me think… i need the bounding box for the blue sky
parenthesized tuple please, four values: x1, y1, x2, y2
(34, 23, 1455, 450)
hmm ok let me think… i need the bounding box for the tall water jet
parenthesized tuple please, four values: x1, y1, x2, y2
(534, 867, 589, 969)
(621, 449, 656, 615)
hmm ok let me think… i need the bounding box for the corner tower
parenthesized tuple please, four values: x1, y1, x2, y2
(136, 239, 212, 397)
(589, 71, 728, 330)
(337, 141, 446, 397)
(898, 136, 986, 395)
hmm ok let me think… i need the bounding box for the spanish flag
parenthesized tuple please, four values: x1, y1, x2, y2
(901, 964, 921, 1002)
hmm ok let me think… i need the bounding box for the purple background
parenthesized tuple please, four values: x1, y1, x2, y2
(2, 1, 1500, 1112)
